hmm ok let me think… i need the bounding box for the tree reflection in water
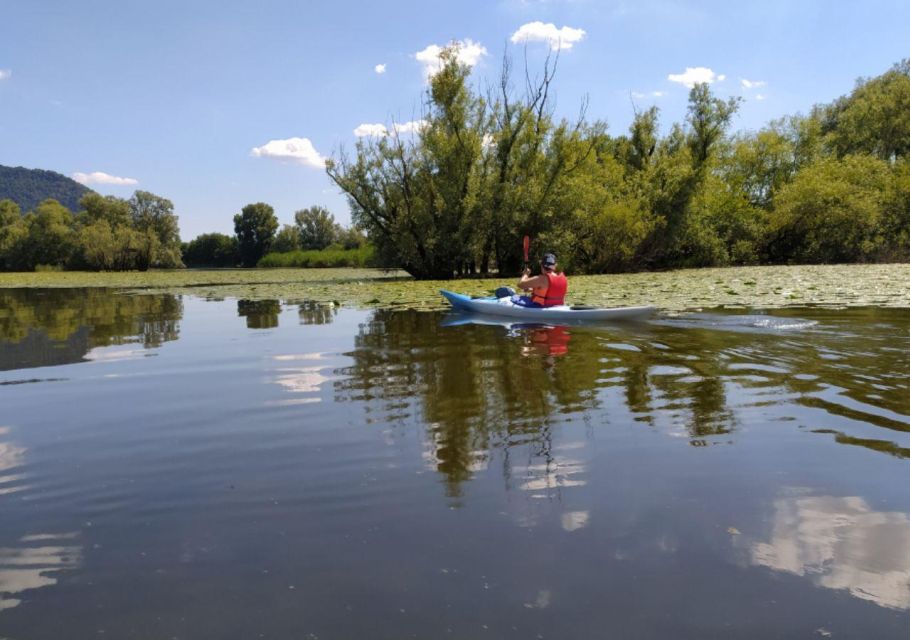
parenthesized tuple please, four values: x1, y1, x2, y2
(335, 307, 910, 496)
(0, 289, 182, 371)
(334, 310, 739, 496)
(236, 299, 337, 329)
(236, 299, 280, 329)
(298, 300, 337, 326)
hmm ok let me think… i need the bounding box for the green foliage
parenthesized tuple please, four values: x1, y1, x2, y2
(328, 46, 598, 279)
(129, 191, 184, 268)
(294, 206, 337, 250)
(0, 199, 27, 270)
(686, 84, 742, 169)
(0, 190, 185, 272)
(258, 244, 375, 268)
(21, 199, 77, 269)
(234, 202, 278, 267)
(79, 192, 131, 228)
(182, 233, 239, 268)
(769, 155, 893, 262)
(325, 53, 910, 276)
(0, 165, 92, 213)
(272, 225, 301, 253)
(334, 225, 367, 249)
(821, 59, 910, 161)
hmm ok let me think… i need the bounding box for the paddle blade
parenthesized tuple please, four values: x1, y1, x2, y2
(522, 235, 530, 262)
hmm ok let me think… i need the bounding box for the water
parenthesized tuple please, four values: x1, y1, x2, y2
(1, 289, 909, 639)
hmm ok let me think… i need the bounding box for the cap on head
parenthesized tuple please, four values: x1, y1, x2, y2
(541, 253, 557, 268)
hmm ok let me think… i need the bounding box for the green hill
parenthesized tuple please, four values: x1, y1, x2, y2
(0, 165, 93, 213)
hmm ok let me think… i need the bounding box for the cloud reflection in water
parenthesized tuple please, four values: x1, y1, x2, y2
(751, 493, 910, 610)
(0, 533, 82, 612)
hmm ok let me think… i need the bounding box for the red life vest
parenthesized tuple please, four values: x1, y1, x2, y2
(531, 271, 568, 307)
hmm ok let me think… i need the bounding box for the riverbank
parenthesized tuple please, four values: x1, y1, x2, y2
(1, 264, 909, 312)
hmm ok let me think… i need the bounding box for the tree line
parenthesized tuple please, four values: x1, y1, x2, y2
(0, 191, 364, 271)
(183, 204, 366, 268)
(0, 191, 183, 271)
(328, 51, 910, 279)
(3, 53, 906, 275)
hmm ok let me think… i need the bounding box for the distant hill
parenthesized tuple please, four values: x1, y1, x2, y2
(0, 165, 93, 213)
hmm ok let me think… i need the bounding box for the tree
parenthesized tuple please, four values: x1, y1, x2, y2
(293, 206, 336, 250)
(183, 233, 239, 267)
(334, 224, 367, 249)
(234, 202, 278, 267)
(327, 46, 594, 279)
(79, 192, 131, 228)
(768, 155, 892, 263)
(129, 191, 183, 268)
(22, 199, 77, 269)
(821, 59, 910, 161)
(272, 224, 301, 253)
(687, 84, 742, 169)
(0, 199, 28, 271)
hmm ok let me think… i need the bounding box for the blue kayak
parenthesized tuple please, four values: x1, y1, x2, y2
(440, 290, 655, 322)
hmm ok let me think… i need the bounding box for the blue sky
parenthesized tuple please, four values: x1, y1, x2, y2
(1, 0, 908, 239)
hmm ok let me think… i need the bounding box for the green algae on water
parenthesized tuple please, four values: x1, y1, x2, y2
(1, 264, 909, 312)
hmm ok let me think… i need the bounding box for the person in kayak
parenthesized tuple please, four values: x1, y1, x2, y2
(514, 252, 568, 307)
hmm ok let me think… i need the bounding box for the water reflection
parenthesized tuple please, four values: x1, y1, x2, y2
(236, 299, 337, 329)
(237, 299, 281, 329)
(0, 533, 82, 611)
(0, 427, 26, 497)
(298, 300, 337, 325)
(0, 289, 181, 371)
(269, 352, 334, 405)
(750, 492, 910, 610)
(335, 307, 910, 497)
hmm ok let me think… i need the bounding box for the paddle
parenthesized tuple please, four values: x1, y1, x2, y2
(522, 235, 530, 270)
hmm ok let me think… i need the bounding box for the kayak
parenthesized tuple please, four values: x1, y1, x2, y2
(440, 290, 655, 322)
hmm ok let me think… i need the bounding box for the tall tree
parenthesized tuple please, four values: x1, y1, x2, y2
(22, 199, 76, 268)
(0, 199, 27, 270)
(327, 46, 593, 279)
(821, 59, 910, 161)
(294, 206, 337, 250)
(183, 233, 239, 267)
(272, 224, 302, 253)
(79, 192, 131, 228)
(129, 191, 183, 268)
(234, 202, 278, 267)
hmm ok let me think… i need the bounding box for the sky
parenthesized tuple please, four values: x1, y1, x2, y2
(1, 0, 908, 239)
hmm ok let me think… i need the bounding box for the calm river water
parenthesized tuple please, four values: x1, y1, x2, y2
(1, 289, 909, 639)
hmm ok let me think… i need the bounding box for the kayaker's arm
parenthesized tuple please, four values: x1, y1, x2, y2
(518, 270, 547, 291)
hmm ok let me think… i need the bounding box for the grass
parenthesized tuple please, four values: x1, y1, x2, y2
(258, 245, 374, 268)
(1, 263, 909, 312)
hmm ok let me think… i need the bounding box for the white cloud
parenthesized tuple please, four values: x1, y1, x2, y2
(415, 39, 487, 79)
(354, 123, 388, 137)
(755, 94, 767, 101)
(741, 78, 767, 90)
(631, 91, 646, 99)
(374, 63, 386, 74)
(353, 120, 427, 137)
(72, 171, 138, 186)
(668, 67, 725, 88)
(250, 137, 326, 168)
(631, 90, 665, 100)
(652, 90, 665, 97)
(392, 120, 427, 135)
(510, 21, 586, 50)
(0, 69, 11, 81)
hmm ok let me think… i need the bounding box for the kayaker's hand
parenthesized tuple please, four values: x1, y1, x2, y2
(522, 267, 531, 276)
